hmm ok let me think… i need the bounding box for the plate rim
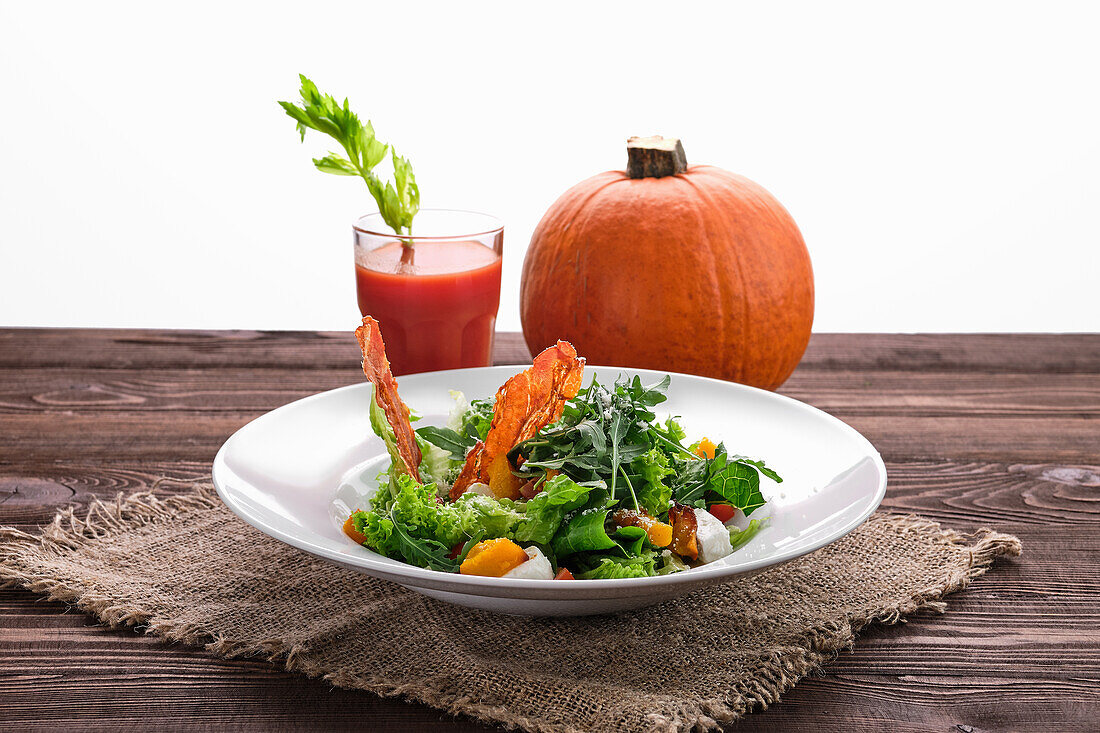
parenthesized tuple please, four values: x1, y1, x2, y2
(212, 363, 887, 595)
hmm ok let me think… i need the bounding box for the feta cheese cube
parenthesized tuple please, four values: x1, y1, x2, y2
(466, 482, 494, 497)
(503, 546, 555, 580)
(695, 508, 734, 564)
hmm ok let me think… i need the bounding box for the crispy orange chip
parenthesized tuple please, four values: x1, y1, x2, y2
(450, 341, 585, 500)
(668, 503, 699, 560)
(356, 316, 421, 479)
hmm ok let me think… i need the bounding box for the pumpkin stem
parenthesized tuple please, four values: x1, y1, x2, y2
(627, 136, 688, 179)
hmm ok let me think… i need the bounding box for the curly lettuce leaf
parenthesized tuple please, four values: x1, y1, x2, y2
(460, 397, 494, 443)
(350, 477, 457, 570)
(576, 550, 658, 579)
(453, 493, 526, 540)
(350, 473, 527, 571)
(367, 391, 407, 491)
(387, 510, 456, 572)
(729, 518, 767, 551)
(655, 551, 690, 575)
(632, 448, 673, 517)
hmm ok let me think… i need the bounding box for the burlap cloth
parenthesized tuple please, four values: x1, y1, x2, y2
(0, 484, 1020, 732)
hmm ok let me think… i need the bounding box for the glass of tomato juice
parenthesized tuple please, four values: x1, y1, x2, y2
(352, 209, 504, 376)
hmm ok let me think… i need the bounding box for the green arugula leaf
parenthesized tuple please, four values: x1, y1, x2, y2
(416, 425, 472, 459)
(728, 455, 783, 484)
(455, 532, 485, 563)
(514, 374, 674, 497)
(551, 509, 618, 557)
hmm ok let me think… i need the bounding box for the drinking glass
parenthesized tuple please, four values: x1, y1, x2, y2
(353, 209, 504, 375)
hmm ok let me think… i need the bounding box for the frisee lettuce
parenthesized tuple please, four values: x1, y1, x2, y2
(729, 518, 767, 551)
(415, 432, 458, 489)
(351, 474, 526, 571)
(631, 448, 673, 516)
(575, 551, 658, 579)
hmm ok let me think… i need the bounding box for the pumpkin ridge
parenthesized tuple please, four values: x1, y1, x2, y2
(678, 172, 748, 383)
(690, 166, 813, 388)
(521, 172, 624, 347)
(549, 173, 624, 282)
(566, 175, 629, 336)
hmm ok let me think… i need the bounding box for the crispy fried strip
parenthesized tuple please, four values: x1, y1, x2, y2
(668, 503, 699, 560)
(453, 439, 483, 494)
(450, 340, 585, 499)
(356, 316, 421, 479)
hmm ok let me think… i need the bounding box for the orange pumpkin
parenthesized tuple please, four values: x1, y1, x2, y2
(520, 136, 813, 390)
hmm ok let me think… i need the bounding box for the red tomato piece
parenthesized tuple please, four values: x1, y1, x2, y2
(554, 567, 575, 580)
(447, 542, 465, 560)
(707, 503, 737, 523)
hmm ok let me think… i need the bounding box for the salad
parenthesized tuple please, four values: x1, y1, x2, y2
(344, 316, 781, 580)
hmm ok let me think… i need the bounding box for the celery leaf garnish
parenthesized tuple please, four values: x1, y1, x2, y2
(279, 74, 419, 236)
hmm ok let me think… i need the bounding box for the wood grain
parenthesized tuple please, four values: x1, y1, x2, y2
(1, 329, 1098, 732)
(3, 329, 1097, 372)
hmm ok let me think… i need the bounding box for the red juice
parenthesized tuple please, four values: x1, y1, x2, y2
(354, 239, 503, 375)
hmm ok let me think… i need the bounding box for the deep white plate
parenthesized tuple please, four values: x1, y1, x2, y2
(212, 365, 886, 616)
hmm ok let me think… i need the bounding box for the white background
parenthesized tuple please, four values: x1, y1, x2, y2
(2, 1, 1097, 333)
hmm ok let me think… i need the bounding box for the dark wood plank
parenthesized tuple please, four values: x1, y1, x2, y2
(4, 410, 1095, 463)
(3, 329, 1097, 373)
(797, 333, 1100, 374)
(1, 368, 1097, 463)
(781, 370, 1100, 418)
(3, 368, 1097, 418)
(0, 329, 533, 370)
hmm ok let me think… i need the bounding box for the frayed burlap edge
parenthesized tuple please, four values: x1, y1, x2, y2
(0, 485, 1022, 733)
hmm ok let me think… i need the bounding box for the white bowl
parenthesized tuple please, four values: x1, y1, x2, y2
(212, 366, 886, 616)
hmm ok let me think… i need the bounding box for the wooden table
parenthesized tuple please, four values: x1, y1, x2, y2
(2, 329, 1097, 731)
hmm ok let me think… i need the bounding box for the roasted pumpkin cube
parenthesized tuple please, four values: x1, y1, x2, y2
(693, 437, 717, 459)
(460, 538, 530, 577)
